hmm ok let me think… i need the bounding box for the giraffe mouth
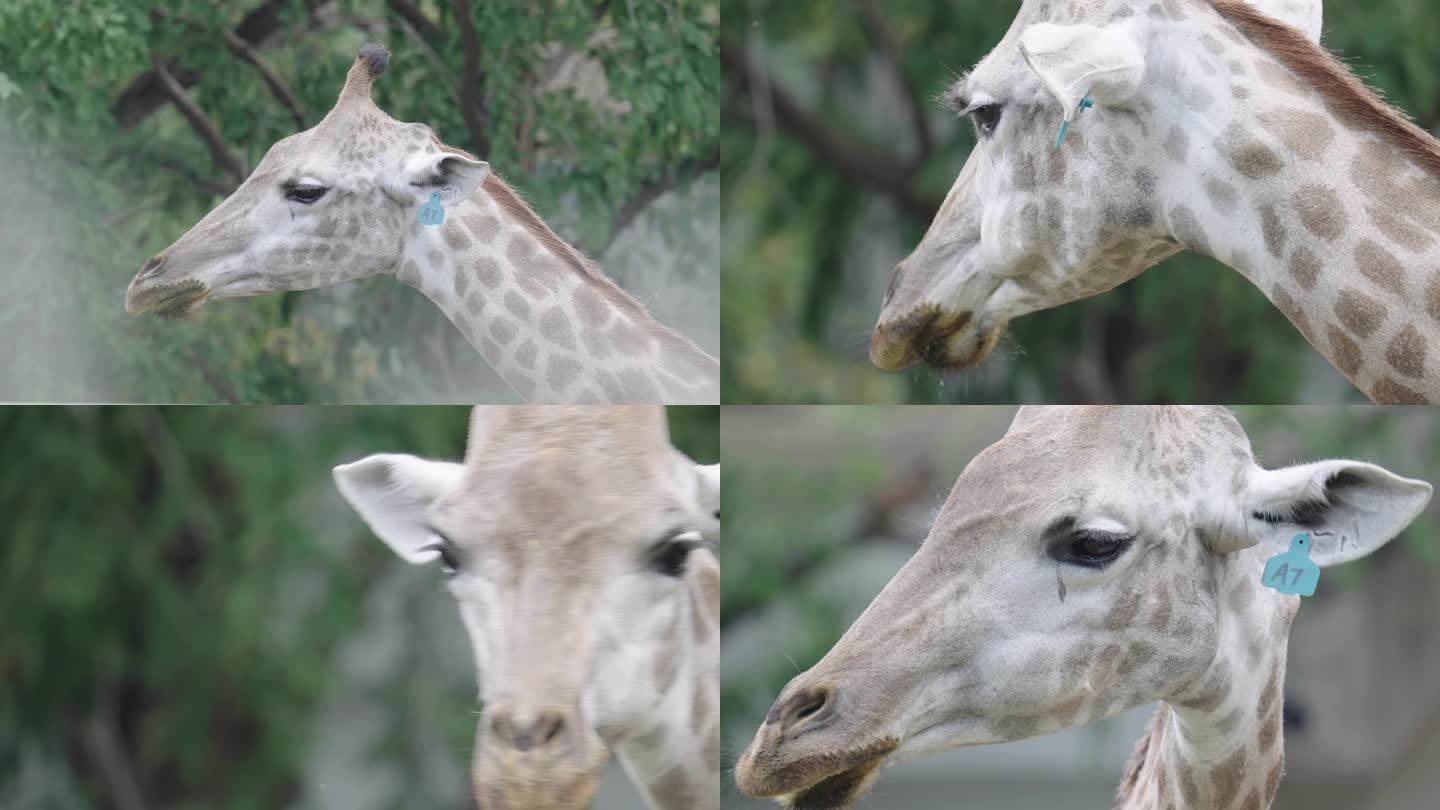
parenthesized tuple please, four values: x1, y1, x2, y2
(870, 305, 1004, 372)
(776, 753, 890, 810)
(736, 735, 900, 809)
(126, 278, 211, 319)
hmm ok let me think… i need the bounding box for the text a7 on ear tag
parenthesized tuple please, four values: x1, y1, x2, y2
(418, 192, 445, 226)
(1262, 532, 1320, 596)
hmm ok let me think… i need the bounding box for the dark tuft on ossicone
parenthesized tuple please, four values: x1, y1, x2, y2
(358, 42, 389, 78)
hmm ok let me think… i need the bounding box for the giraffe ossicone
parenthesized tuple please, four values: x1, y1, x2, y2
(735, 406, 1431, 810)
(333, 406, 720, 810)
(873, 0, 1440, 404)
(125, 42, 718, 404)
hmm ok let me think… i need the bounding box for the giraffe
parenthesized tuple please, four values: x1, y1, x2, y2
(333, 406, 719, 810)
(735, 406, 1432, 809)
(124, 43, 719, 404)
(868, 0, 1440, 404)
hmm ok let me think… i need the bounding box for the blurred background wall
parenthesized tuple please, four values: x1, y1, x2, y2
(0, 405, 718, 810)
(720, 406, 1440, 808)
(0, 0, 718, 403)
(719, 0, 1440, 403)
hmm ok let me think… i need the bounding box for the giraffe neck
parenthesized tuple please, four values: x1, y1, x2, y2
(1117, 548, 1293, 810)
(396, 182, 718, 403)
(1161, 5, 1440, 403)
(611, 555, 719, 810)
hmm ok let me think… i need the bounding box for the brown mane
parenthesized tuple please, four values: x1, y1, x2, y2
(1206, 0, 1440, 178)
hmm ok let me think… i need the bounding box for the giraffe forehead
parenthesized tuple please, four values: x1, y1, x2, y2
(935, 408, 1254, 535)
(437, 410, 697, 549)
(256, 115, 429, 177)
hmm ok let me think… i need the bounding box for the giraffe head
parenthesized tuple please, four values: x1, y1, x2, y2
(869, 0, 1323, 372)
(335, 406, 719, 810)
(125, 43, 488, 318)
(736, 406, 1429, 809)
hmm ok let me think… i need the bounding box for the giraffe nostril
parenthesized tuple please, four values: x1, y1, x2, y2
(538, 712, 565, 746)
(772, 685, 833, 732)
(795, 689, 827, 721)
(139, 255, 165, 278)
(491, 708, 569, 753)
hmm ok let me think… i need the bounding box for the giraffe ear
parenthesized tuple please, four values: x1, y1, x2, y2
(1231, 460, 1432, 566)
(1019, 20, 1147, 121)
(333, 453, 467, 564)
(400, 151, 490, 207)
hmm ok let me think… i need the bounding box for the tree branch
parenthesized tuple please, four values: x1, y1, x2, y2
(720, 37, 940, 221)
(81, 715, 150, 810)
(113, 0, 333, 129)
(450, 0, 492, 155)
(385, 0, 443, 44)
(221, 28, 308, 130)
(388, 10, 461, 111)
(854, 0, 933, 167)
(151, 58, 248, 183)
(146, 154, 236, 198)
(185, 348, 241, 404)
(594, 151, 721, 256)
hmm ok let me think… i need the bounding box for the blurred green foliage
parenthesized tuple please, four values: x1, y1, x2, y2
(0, 404, 716, 809)
(720, 0, 1440, 403)
(0, 0, 718, 402)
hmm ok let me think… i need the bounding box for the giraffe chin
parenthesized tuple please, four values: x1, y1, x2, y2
(775, 755, 887, 810)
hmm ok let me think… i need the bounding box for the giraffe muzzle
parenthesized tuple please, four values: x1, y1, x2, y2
(871, 306, 995, 372)
(125, 254, 212, 318)
(473, 704, 608, 810)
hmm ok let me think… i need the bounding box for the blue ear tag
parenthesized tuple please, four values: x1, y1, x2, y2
(1053, 94, 1095, 151)
(418, 192, 445, 226)
(1262, 533, 1320, 596)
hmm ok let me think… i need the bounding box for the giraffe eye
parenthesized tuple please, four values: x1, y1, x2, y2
(969, 104, 1003, 137)
(650, 530, 701, 578)
(283, 183, 328, 204)
(1050, 529, 1131, 569)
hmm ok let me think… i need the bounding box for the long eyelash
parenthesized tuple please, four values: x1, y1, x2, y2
(1075, 528, 1130, 544)
(1252, 498, 1328, 526)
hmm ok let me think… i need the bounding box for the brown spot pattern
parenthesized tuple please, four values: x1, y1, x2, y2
(443, 222, 472, 250)
(1327, 325, 1363, 376)
(514, 339, 538, 371)
(1293, 185, 1344, 241)
(504, 290, 530, 320)
(475, 256, 503, 288)
(1372, 377, 1429, 404)
(1255, 108, 1334, 160)
(1386, 324, 1426, 378)
(1334, 288, 1386, 338)
(1272, 283, 1319, 340)
(1260, 204, 1287, 259)
(538, 306, 576, 350)
(1222, 124, 1284, 178)
(1287, 246, 1319, 290)
(545, 354, 583, 392)
(1354, 240, 1406, 295)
